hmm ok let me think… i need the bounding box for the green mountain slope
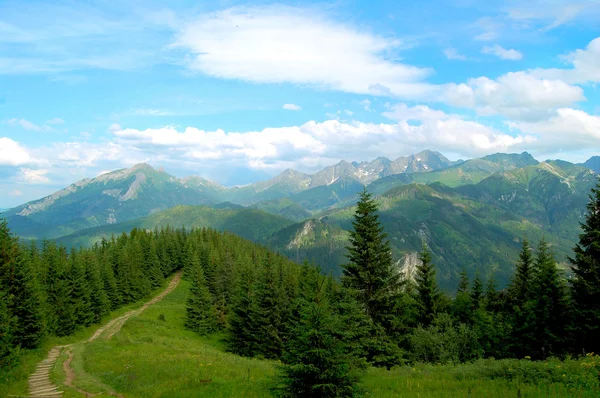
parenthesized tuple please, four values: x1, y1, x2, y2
(3, 164, 227, 239)
(250, 198, 312, 221)
(56, 205, 295, 248)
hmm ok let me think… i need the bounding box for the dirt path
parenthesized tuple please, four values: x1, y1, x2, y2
(25, 272, 182, 398)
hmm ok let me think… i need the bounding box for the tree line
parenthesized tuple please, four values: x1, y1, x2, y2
(1, 180, 599, 397)
(0, 225, 190, 368)
(183, 183, 600, 396)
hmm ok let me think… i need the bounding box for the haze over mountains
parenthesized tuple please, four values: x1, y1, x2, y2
(2, 149, 598, 290)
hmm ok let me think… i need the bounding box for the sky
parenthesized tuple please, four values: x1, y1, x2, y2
(1, 0, 599, 208)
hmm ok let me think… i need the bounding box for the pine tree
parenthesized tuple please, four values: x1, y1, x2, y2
(185, 258, 218, 335)
(471, 272, 484, 311)
(343, 188, 402, 330)
(10, 254, 46, 348)
(227, 263, 257, 357)
(531, 239, 570, 358)
(278, 298, 365, 398)
(0, 290, 17, 369)
(452, 268, 472, 324)
(509, 238, 534, 305)
(415, 244, 441, 327)
(570, 180, 600, 354)
(253, 254, 284, 359)
(68, 249, 93, 328)
(507, 239, 540, 358)
(84, 252, 110, 324)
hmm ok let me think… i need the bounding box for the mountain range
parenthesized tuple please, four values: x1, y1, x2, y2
(3, 150, 598, 290)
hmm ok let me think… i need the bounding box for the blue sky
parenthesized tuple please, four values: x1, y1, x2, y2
(1, 0, 599, 207)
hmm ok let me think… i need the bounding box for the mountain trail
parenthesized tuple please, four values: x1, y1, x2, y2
(24, 271, 182, 398)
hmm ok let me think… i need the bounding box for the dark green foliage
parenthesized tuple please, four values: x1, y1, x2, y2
(227, 264, 258, 357)
(452, 269, 472, 325)
(415, 244, 442, 327)
(0, 290, 16, 369)
(570, 179, 600, 355)
(342, 188, 402, 329)
(530, 239, 570, 358)
(185, 260, 218, 336)
(253, 255, 285, 359)
(278, 298, 366, 398)
(470, 272, 484, 311)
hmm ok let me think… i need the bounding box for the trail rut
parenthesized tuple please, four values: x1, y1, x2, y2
(24, 271, 182, 398)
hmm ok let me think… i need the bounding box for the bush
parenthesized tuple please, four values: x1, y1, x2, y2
(409, 313, 482, 364)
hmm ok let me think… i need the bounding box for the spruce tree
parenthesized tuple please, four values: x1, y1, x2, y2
(254, 254, 284, 359)
(570, 180, 600, 354)
(471, 272, 484, 311)
(10, 254, 46, 348)
(531, 239, 570, 358)
(185, 258, 218, 335)
(227, 263, 258, 357)
(343, 188, 402, 330)
(452, 268, 472, 324)
(84, 252, 110, 324)
(509, 238, 534, 305)
(507, 238, 537, 358)
(278, 298, 365, 398)
(415, 244, 441, 327)
(0, 290, 16, 369)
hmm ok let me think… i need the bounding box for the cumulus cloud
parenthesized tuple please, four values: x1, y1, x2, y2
(172, 5, 435, 98)
(0, 137, 35, 166)
(444, 71, 584, 120)
(531, 37, 600, 84)
(507, 108, 600, 152)
(482, 45, 523, 60)
(282, 103, 301, 111)
(444, 48, 468, 60)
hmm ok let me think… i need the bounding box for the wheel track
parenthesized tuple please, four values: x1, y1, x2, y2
(24, 271, 182, 398)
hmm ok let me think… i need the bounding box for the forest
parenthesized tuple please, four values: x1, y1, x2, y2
(1, 181, 600, 397)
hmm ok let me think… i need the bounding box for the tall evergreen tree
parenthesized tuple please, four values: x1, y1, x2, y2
(452, 268, 472, 324)
(278, 297, 365, 398)
(0, 290, 16, 369)
(415, 244, 441, 327)
(10, 254, 45, 348)
(185, 258, 218, 335)
(254, 254, 285, 359)
(227, 263, 258, 357)
(570, 180, 600, 355)
(507, 238, 537, 359)
(342, 188, 402, 329)
(471, 272, 484, 311)
(531, 239, 570, 358)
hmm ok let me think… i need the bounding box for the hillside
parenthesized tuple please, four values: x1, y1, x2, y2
(57, 205, 295, 248)
(2, 164, 226, 239)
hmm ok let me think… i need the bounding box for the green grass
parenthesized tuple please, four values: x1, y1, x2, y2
(73, 280, 600, 397)
(79, 280, 276, 397)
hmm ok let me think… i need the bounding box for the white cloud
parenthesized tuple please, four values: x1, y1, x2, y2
(482, 45, 523, 60)
(444, 71, 584, 120)
(109, 114, 533, 172)
(360, 99, 371, 111)
(507, 2, 599, 31)
(344, 110, 354, 116)
(19, 168, 50, 184)
(172, 5, 434, 98)
(383, 104, 449, 121)
(7, 118, 55, 132)
(507, 108, 600, 152)
(531, 37, 600, 84)
(283, 103, 301, 111)
(0, 137, 34, 166)
(8, 189, 23, 197)
(444, 48, 467, 60)
(46, 117, 64, 125)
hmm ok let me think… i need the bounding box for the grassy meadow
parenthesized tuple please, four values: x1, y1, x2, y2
(43, 279, 599, 397)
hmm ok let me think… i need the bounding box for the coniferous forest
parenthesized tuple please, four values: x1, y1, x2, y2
(2, 181, 600, 397)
